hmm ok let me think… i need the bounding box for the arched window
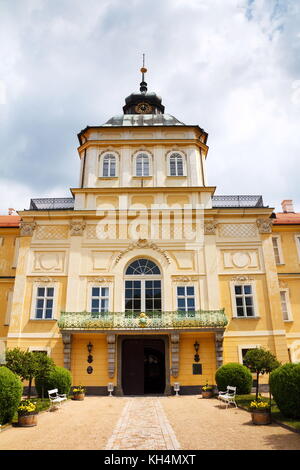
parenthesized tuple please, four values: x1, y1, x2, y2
(102, 153, 116, 177)
(125, 258, 160, 275)
(125, 258, 161, 312)
(169, 152, 184, 176)
(136, 153, 150, 177)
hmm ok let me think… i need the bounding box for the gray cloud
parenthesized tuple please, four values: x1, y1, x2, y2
(0, 0, 299, 213)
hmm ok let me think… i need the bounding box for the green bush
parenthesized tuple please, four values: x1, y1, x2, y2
(35, 366, 72, 398)
(270, 363, 300, 419)
(0, 366, 23, 425)
(215, 362, 253, 394)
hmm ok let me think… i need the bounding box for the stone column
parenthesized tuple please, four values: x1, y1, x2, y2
(215, 332, 224, 370)
(107, 334, 116, 379)
(62, 332, 72, 371)
(170, 333, 180, 378)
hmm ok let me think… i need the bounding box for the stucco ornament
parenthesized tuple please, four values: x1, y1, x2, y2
(114, 238, 170, 265)
(256, 218, 273, 234)
(20, 221, 36, 237)
(204, 220, 217, 235)
(70, 220, 86, 236)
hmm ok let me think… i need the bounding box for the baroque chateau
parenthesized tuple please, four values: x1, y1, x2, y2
(0, 69, 300, 395)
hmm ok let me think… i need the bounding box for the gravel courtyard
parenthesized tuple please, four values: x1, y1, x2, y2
(0, 396, 299, 450)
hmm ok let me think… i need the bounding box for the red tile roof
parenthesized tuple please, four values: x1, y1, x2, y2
(0, 215, 21, 227)
(274, 212, 300, 224)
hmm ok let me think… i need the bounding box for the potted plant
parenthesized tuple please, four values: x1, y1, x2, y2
(202, 382, 213, 398)
(249, 399, 271, 425)
(72, 385, 86, 401)
(17, 400, 38, 427)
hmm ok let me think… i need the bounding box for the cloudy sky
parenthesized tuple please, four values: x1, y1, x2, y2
(0, 0, 299, 214)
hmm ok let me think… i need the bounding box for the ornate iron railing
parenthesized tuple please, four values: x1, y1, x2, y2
(212, 195, 264, 208)
(29, 198, 75, 210)
(58, 310, 228, 330)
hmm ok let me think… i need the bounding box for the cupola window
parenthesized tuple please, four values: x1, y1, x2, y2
(136, 153, 150, 177)
(102, 153, 116, 177)
(169, 153, 184, 176)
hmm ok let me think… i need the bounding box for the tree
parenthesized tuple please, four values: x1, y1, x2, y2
(5, 348, 54, 399)
(34, 353, 55, 399)
(243, 347, 280, 402)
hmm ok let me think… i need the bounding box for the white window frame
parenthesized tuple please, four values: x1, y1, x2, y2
(280, 288, 293, 322)
(167, 152, 186, 177)
(230, 280, 259, 318)
(272, 235, 284, 265)
(133, 152, 152, 177)
(99, 152, 118, 178)
(294, 234, 300, 263)
(90, 286, 110, 313)
(30, 283, 58, 320)
(176, 285, 196, 313)
(238, 344, 261, 365)
(28, 346, 51, 356)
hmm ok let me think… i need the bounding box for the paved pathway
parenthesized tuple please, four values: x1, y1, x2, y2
(105, 397, 181, 450)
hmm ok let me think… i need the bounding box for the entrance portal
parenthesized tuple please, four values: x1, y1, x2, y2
(122, 338, 166, 395)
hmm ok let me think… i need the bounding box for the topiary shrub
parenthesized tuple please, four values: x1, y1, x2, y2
(270, 363, 300, 419)
(0, 366, 23, 424)
(215, 362, 253, 394)
(35, 366, 72, 398)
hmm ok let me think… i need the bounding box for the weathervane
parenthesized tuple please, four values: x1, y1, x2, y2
(140, 53, 148, 92)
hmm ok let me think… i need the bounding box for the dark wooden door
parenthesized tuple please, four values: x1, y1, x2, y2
(122, 339, 144, 395)
(122, 338, 165, 395)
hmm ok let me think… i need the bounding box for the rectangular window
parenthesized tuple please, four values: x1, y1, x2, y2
(35, 287, 55, 319)
(296, 236, 300, 262)
(280, 290, 292, 321)
(91, 287, 109, 313)
(177, 286, 195, 313)
(272, 236, 283, 264)
(234, 285, 255, 317)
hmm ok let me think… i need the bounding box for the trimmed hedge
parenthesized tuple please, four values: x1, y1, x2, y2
(270, 363, 300, 419)
(0, 366, 23, 425)
(35, 366, 72, 398)
(215, 362, 253, 394)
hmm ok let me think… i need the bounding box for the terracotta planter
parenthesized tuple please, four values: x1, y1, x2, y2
(72, 393, 85, 401)
(251, 409, 272, 425)
(18, 412, 38, 427)
(202, 390, 213, 398)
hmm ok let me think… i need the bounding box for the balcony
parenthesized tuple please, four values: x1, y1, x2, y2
(58, 310, 228, 331)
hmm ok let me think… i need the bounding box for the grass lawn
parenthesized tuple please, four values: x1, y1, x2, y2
(235, 394, 300, 432)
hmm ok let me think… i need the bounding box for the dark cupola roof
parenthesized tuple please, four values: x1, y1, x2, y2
(123, 58, 165, 115)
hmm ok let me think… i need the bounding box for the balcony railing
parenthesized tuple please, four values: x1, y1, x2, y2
(58, 310, 228, 330)
(29, 198, 75, 211)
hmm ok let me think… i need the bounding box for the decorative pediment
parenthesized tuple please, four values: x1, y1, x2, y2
(114, 239, 170, 265)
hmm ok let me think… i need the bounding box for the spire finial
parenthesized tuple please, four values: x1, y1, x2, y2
(140, 53, 147, 92)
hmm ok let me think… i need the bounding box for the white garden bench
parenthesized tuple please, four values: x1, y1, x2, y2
(218, 386, 237, 408)
(48, 388, 67, 407)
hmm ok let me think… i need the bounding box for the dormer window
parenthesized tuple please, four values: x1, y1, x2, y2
(136, 153, 150, 177)
(167, 152, 186, 177)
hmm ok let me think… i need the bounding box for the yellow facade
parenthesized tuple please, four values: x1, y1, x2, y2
(1, 85, 299, 395)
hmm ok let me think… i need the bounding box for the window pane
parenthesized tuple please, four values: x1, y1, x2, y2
(177, 287, 185, 296)
(45, 309, 53, 319)
(46, 299, 53, 309)
(235, 297, 243, 306)
(101, 287, 109, 297)
(92, 287, 100, 297)
(186, 286, 194, 296)
(234, 286, 242, 295)
(243, 285, 252, 295)
(101, 299, 109, 312)
(237, 307, 244, 317)
(187, 298, 195, 307)
(36, 309, 43, 319)
(37, 287, 45, 297)
(246, 307, 254, 316)
(178, 298, 186, 308)
(47, 287, 54, 297)
(92, 299, 99, 310)
(36, 299, 44, 309)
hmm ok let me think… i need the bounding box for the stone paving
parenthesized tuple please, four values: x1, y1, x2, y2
(105, 397, 181, 450)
